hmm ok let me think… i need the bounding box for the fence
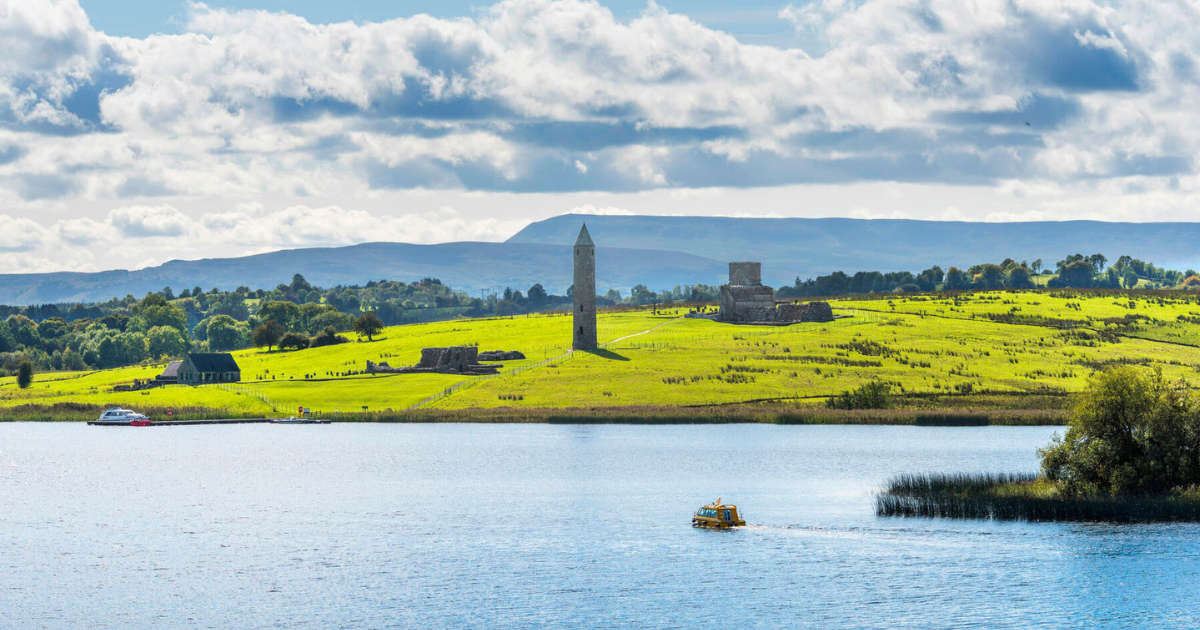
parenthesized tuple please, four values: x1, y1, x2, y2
(208, 383, 279, 412)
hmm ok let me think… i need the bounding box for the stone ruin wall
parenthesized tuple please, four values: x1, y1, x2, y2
(719, 261, 834, 324)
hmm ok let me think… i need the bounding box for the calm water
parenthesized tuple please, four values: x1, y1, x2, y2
(1, 423, 1196, 629)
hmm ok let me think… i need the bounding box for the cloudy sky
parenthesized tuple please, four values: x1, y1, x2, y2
(2, 0, 1198, 273)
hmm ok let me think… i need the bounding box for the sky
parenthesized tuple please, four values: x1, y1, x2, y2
(2, 0, 1200, 274)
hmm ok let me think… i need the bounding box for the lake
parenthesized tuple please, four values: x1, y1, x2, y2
(1, 423, 1196, 628)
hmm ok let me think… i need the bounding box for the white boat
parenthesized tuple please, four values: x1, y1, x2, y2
(271, 417, 329, 424)
(90, 408, 151, 425)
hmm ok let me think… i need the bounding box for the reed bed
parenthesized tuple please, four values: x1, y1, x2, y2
(877, 473, 1200, 523)
(0, 402, 264, 422)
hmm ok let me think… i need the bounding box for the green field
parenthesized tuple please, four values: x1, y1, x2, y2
(4, 291, 1200, 421)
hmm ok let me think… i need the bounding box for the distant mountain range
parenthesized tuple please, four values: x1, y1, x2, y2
(1, 213, 1199, 305)
(509, 214, 1200, 286)
(0, 242, 727, 305)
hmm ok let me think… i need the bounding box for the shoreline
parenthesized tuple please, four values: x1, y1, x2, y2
(0, 403, 1066, 425)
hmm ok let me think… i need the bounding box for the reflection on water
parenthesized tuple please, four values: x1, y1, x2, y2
(0, 423, 1196, 628)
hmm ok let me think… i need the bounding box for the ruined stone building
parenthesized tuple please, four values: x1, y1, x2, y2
(719, 262, 777, 322)
(718, 262, 834, 324)
(573, 224, 598, 350)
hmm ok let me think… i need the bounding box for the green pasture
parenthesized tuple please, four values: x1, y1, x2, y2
(836, 290, 1200, 346)
(436, 304, 1200, 409)
(0, 310, 669, 415)
(5, 293, 1200, 417)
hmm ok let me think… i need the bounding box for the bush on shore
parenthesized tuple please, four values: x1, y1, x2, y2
(826, 381, 892, 410)
(1039, 367, 1200, 497)
(877, 366, 1200, 522)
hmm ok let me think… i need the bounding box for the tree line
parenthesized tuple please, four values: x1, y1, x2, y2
(0, 275, 474, 377)
(780, 254, 1198, 297)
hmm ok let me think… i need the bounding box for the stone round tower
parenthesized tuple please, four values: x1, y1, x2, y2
(573, 223, 598, 350)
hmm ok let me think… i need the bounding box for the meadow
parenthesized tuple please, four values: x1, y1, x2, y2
(3, 289, 1200, 421)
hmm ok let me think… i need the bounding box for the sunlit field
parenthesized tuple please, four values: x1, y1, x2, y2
(3, 291, 1200, 419)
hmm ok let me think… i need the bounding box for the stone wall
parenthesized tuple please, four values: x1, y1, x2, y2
(419, 346, 479, 372)
(728, 262, 762, 286)
(719, 260, 835, 324)
(776, 301, 834, 323)
(368, 346, 505, 375)
(719, 284, 777, 322)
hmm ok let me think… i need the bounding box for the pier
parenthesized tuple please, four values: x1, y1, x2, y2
(87, 418, 277, 426)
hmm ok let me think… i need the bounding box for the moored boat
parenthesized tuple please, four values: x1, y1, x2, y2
(89, 408, 152, 426)
(692, 498, 746, 528)
(270, 417, 330, 424)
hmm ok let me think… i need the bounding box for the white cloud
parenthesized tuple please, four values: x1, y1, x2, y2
(0, 0, 1198, 273)
(0, 215, 50, 252)
(108, 205, 192, 237)
(570, 204, 633, 215)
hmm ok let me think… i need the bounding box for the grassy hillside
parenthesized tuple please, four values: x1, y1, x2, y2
(4, 289, 1200, 421)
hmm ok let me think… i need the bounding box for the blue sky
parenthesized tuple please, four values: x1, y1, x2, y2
(79, 0, 802, 45)
(1, 0, 1198, 273)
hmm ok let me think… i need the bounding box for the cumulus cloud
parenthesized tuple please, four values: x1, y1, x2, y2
(1, 0, 1196, 200)
(0, 0, 1199, 272)
(108, 204, 192, 237)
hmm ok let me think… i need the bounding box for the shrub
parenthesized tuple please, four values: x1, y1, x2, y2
(309, 326, 350, 348)
(1040, 367, 1200, 497)
(16, 360, 34, 389)
(826, 381, 892, 410)
(278, 332, 311, 351)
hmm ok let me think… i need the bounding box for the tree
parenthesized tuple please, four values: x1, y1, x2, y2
(975, 264, 1005, 290)
(353, 312, 384, 341)
(278, 332, 310, 351)
(258, 301, 300, 330)
(1087, 253, 1108, 273)
(16, 360, 33, 389)
(6, 315, 40, 347)
(1007, 266, 1035, 289)
(1031, 259, 1044, 274)
(1040, 368, 1200, 497)
(1123, 270, 1140, 289)
(252, 320, 286, 351)
(527, 283, 548, 308)
(204, 315, 250, 351)
(943, 267, 970, 291)
(1059, 260, 1096, 288)
(147, 326, 189, 359)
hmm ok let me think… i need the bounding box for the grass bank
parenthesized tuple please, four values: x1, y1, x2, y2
(0, 402, 264, 422)
(0, 402, 1065, 425)
(876, 473, 1200, 523)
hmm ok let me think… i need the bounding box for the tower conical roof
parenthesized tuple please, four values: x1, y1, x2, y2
(575, 223, 594, 247)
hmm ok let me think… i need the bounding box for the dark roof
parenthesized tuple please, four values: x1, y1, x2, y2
(188, 353, 241, 373)
(160, 360, 183, 378)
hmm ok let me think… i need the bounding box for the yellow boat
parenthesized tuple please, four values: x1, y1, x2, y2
(692, 498, 746, 528)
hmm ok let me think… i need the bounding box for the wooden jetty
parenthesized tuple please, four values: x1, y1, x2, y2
(88, 418, 274, 426)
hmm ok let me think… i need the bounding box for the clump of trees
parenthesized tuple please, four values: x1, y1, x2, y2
(1040, 367, 1200, 497)
(0, 274, 479, 374)
(782, 252, 1196, 297)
